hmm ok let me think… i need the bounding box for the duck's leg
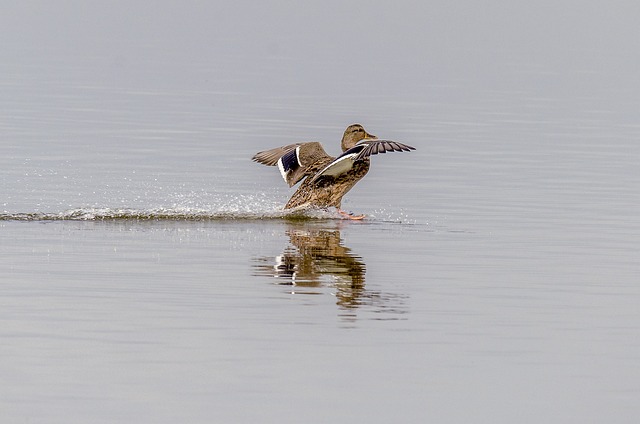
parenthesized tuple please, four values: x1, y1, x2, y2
(337, 208, 365, 220)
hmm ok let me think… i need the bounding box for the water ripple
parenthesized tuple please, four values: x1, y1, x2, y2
(0, 206, 342, 222)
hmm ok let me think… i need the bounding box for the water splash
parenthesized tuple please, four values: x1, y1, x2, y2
(0, 195, 341, 222)
(1, 193, 415, 223)
(368, 207, 417, 224)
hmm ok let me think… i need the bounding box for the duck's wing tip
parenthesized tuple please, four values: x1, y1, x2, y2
(354, 140, 416, 160)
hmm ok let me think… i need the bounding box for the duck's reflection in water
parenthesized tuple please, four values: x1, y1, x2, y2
(253, 223, 407, 317)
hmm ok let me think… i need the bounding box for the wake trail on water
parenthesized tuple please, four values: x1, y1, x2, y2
(0, 207, 329, 222)
(1, 194, 412, 223)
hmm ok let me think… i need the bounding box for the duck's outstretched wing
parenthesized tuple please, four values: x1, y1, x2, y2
(350, 139, 416, 161)
(311, 139, 415, 182)
(252, 142, 333, 187)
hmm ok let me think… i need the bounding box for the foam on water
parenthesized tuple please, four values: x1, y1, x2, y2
(0, 191, 416, 223)
(0, 193, 337, 221)
(0, 206, 337, 222)
(0, 206, 415, 223)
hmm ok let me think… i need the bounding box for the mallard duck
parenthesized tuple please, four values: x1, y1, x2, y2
(252, 124, 415, 219)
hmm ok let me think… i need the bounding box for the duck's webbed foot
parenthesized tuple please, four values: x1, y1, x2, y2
(337, 208, 365, 220)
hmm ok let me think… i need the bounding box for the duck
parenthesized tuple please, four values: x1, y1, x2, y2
(252, 124, 415, 219)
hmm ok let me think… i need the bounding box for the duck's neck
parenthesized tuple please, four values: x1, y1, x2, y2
(341, 137, 360, 152)
(342, 133, 376, 151)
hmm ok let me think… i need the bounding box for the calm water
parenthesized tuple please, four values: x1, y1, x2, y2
(2, 2, 640, 423)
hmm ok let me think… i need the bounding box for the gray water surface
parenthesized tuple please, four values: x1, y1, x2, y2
(2, 2, 640, 423)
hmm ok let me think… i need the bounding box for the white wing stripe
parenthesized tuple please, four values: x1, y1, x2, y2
(310, 153, 357, 182)
(277, 157, 287, 183)
(295, 146, 301, 166)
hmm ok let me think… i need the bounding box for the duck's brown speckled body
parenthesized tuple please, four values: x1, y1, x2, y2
(252, 124, 415, 218)
(284, 159, 370, 209)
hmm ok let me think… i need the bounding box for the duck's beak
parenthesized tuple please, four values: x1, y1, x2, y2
(365, 132, 377, 140)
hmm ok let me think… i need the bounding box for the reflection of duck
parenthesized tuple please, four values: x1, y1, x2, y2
(254, 224, 365, 308)
(253, 223, 407, 314)
(252, 124, 415, 219)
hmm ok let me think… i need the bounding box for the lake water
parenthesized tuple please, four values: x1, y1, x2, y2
(2, 2, 639, 423)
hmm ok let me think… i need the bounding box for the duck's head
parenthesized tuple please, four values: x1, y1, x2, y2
(341, 124, 377, 151)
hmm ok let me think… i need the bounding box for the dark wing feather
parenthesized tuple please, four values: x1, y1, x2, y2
(252, 143, 301, 166)
(346, 139, 415, 161)
(312, 139, 415, 183)
(252, 141, 333, 187)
